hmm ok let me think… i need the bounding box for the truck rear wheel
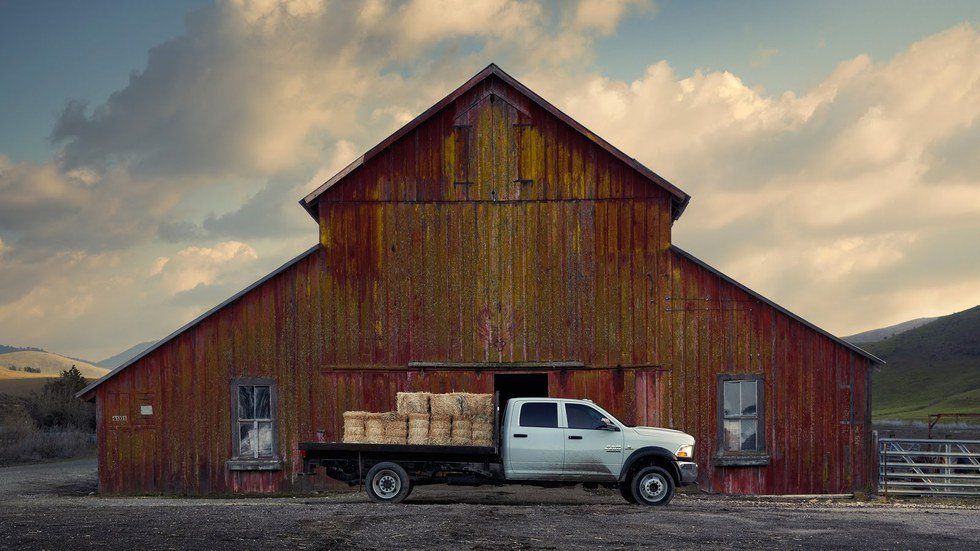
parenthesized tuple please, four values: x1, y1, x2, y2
(365, 462, 411, 504)
(630, 466, 674, 506)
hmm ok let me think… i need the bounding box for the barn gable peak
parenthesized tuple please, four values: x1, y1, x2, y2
(299, 63, 691, 219)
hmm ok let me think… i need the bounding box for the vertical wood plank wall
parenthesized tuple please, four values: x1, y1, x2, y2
(94, 74, 874, 495)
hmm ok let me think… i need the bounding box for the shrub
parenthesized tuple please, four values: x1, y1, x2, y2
(26, 366, 95, 431)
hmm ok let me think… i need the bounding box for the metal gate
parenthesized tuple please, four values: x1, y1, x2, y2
(879, 438, 980, 497)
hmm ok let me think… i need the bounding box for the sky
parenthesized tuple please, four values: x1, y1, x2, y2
(0, 0, 978, 360)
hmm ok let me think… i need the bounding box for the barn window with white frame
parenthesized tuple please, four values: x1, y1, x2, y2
(721, 378, 762, 452)
(234, 381, 276, 459)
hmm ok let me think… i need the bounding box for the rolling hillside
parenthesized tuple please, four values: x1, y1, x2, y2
(0, 351, 108, 379)
(866, 305, 980, 420)
(95, 340, 156, 369)
(844, 316, 938, 344)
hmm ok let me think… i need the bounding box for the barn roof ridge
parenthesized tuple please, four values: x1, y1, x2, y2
(299, 63, 692, 219)
(76, 244, 323, 400)
(670, 245, 884, 364)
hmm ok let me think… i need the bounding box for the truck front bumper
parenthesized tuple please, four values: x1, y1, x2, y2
(677, 461, 698, 485)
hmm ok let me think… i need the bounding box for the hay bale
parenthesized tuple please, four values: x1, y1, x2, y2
(407, 413, 429, 445)
(364, 413, 384, 443)
(450, 417, 473, 446)
(379, 411, 408, 444)
(459, 393, 493, 420)
(396, 392, 430, 414)
(471, 419, 493, 435)
(471, 417, 493, 446)
(427, 414, 452, 445)
(379, 412, 408, 444)
(342, 411, 368, 443)
(430, 393, 464, 417)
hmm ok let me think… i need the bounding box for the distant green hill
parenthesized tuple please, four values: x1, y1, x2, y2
(867, 305, 980, 420)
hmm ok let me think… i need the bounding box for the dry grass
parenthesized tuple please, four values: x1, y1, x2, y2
(459, 393, 493, 419)
(430, 394, 464, 417)
(407, 413, 429, 445)
(396, 392, 430, 415)
(0, 426, 94, 466)
(428, 414, 451, 445)
(380, 412, 408, 444)
(342, 411, 368, 443)
(451, 417, 473, 446)
(364, 413, 384, 443)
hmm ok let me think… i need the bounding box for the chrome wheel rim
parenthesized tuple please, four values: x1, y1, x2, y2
(639, 473, 667, 502)
(372, 470, 401, 499)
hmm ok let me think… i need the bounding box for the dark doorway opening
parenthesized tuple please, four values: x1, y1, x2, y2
(494, 373, 549, 407)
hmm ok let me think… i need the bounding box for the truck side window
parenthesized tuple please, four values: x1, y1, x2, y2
(519, 402, 557, 428)
(566, 404, 607, 430)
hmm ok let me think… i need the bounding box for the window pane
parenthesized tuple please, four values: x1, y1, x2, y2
(257, 422, 274, 457)
(723, 381, 740, 417)
(238, 386, 254, 420)
(239, 422, 255, 457)
(519, 402, 558, 428)
(566, 404, 607, 429)
(723, 420, 741, 451)
(740, 420, 758, 451)
(254, 386, 271, 419)
(741, 381, 757, 416)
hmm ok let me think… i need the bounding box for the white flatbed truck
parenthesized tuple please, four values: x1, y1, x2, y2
(300, 396, 697, 505)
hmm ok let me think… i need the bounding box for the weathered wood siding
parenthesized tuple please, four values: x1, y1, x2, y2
(667, 249, 875, 494)
(93, 74, 875, 496)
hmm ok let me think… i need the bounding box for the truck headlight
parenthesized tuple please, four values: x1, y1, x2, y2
(676, 444, 693, 459)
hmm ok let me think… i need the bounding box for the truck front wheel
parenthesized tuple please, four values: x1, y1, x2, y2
(365, 462, 411, 504)
(630, 466, 674, 506)
(618, 483, 637, 504)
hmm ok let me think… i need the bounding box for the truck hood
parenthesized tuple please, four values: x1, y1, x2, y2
(627, 426, 695, 451)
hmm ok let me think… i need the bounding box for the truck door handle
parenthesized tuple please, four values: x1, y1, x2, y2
(568, 435, 583, 440)
(513, 434, 528, 438)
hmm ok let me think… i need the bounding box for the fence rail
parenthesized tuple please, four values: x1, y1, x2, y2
(879, 438, 980, 497)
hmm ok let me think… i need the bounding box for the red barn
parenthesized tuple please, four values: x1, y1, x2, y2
(79, 65, 882, 496)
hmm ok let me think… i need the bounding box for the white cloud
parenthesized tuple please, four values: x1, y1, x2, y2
(573, 0, 652, 34)
(0, 2, 977, 358)
(154, 241, 258, 293)
(547, 23, 980, 333)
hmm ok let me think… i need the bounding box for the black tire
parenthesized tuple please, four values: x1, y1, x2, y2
(619, 482, 637, 504)
(630, 466, 674, 506)
(365, 462, 411, 504)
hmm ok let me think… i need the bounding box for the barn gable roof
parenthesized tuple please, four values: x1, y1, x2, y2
(299, 63, 691, 220)
(671, 245, 884, 364)
(76, 244, 322, 400)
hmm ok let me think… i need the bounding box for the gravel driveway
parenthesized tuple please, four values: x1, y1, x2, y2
(1, 458, 977, 550)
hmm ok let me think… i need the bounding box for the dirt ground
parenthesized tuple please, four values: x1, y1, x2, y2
(1, 459, 978, 550)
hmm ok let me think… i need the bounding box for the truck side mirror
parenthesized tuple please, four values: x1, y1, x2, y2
(600, 418, 620, 432)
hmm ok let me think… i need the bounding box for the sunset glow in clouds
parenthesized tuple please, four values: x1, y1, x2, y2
(0, 0, 978, 359)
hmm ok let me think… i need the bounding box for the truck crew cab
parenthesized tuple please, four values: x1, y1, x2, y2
(300, 397, 698, 506)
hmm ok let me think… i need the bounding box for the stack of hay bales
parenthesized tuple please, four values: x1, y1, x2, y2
(364, 413, 384, 443)
(340, 391, 494, 447)
(428, 414, 452, 445)
(342, 411, 368, 443)
(379, 412, 409, 444)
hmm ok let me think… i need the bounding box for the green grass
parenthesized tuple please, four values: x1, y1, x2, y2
(867, 305, 980, 420)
